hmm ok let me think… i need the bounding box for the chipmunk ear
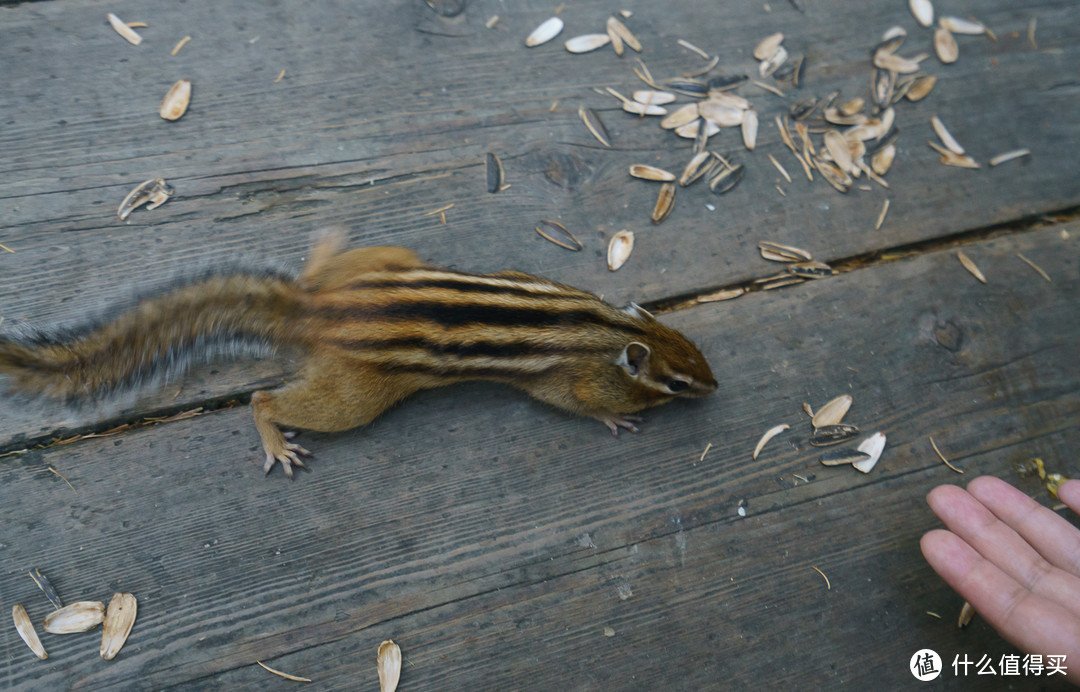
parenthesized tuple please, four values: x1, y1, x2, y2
(621, 302, 655, 320)
(616, 342, 651, 377)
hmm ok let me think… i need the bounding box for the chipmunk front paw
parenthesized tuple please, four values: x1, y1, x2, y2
(597, 415, 645, 437)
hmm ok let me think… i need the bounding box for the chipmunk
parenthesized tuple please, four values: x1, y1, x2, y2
(0, 235, 717, 478)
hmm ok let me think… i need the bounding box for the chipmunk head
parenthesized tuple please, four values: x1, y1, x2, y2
(616, 303, 718, 403)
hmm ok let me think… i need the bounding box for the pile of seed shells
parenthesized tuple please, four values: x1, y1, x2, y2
(12, 570, 137, 662)
(522, 2, 1030, 277)
(752, 395, 887, 474)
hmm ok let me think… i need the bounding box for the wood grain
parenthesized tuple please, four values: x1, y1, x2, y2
(1, 224, 1075, 690)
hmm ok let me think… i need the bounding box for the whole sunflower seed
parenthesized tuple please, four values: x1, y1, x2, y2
(525, 17, 563, 47)
(809, 424, 860, 447)
(100, 593, 137, 660)
(707, 74, 748, 91)
(536, 219, 582, 251)
(13, 605, 47, 660)
(565, 34, 611, 54)
(652, 183, 676, 223)
(665, 77, 709, 97)
(43, 601, 106, 634)
(578, 107, 611, 147)
(159, 79, 192, 121)
(679, 151, 717, 186)
(485, 152, 503, 193)
(909, 0, 934, 27)
(28, 569, 64, 611)
(934, 27, 958, 63)
(607, 230, 634, 271)
(758, 241, 812, 262)
(819, 448, 871, 466)
(629, 164, 675, 182)
(812, 395, 852, 428)
(754, 33, 785, 61)
(708, 162, 744, 194)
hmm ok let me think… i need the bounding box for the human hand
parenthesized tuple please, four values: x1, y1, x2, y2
(921, 476, 1080, 684)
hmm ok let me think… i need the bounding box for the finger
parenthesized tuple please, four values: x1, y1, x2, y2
(966, 476, 1080, 578)
(926, 482, 1080, 618)
(1059, 479, 1080, 513)
(921, 529, 1080, 675)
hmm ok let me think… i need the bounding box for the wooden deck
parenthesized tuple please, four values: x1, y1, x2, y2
(1, 1, 1077, 689)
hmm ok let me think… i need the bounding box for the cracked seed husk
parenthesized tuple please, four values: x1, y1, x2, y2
(100, 593, 137, 660)
(535, 219, 583, 251)
(13, 605, 47, 660)
(159, 79, 192, 121)
(378, 640, 402, 692)
(525, 17, 563, 47)
(607, 230, 634, 271)
(43, 601, 105, 634)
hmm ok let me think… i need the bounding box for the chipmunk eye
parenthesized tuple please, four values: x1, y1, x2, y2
(666, 379, 690, 393)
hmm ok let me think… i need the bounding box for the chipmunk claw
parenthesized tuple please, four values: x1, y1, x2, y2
(599, 415, 644, 437)
(263, 441, 312, 479)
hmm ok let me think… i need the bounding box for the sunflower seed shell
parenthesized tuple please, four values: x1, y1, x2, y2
(378, 640, 402, 692)
(853, 432, 887, 473)
(820, 448, 872, 466)
(812, 395, 853, 428)
(107, 12, 143, 46)
(525, 17, 563, 47)
(754, 33, 785, 61)
(934, 27, 958, 63)
(536, 219, 582, 251)
(629, 165, 675, 182)
(652, 183, 676, 223)
(607, 230, 635, 271)
(909, 0, 934, 27)
(13, 605, 47, 660)
(159, 79, 192, 121)
(100, 593, 137, 660)
(565, 34, 611, 54)
(486, 152, 503, 193)
(578, 107, 611, 147)
(43, 601, 105, 634)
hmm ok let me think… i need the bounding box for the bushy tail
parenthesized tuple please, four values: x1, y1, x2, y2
(0, 273, 306, 401)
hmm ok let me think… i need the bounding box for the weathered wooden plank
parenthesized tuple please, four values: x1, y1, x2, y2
(2, 0, 1077, 446)
(1, 224, 1075, 689)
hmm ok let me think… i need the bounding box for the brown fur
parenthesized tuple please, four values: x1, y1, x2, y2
(0, 237, 718, 477)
